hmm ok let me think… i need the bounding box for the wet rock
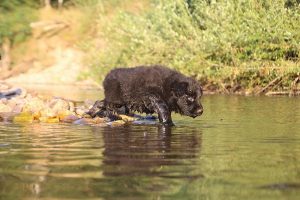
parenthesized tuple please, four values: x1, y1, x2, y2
(11, 104, 24, 113)
(75, 107, 87, 116)
(0, 98, 8, 104)
(60, 114, 80, 123)
(73, 117, 108, 125)
(0, 112, 19, 122)
(39, 116, 60, 123)
(57, 110, 75, 118)
(13, 112, 34, 123)
(7, 98, 26, 113)
(84, 99, 95, 109)
(0, 88, 22, 99)
(73, 118, 96, 125)
(23, 97, 45, 114)
(119, 114, 138, 122)
(107, 120, 126, 127)
(93, 117, 107, 124)
(1, 83, 139, 127)
(49, 99, 70, 114)
(40, 108, 57, 118)
(68, 101, 75, 112)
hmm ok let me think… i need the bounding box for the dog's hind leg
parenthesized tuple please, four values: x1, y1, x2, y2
(87, 100, 122, 121)
(87, 100, 106, 118)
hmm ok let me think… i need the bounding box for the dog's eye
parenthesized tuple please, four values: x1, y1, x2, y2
(187, 97, 194, 102)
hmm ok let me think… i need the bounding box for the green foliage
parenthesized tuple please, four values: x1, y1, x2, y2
(80, 0, 300, 92)
(0, 0, 38, 44)
(86, 0, 299, 77)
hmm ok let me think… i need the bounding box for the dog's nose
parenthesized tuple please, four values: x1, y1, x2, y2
(196, 108, 203, 115)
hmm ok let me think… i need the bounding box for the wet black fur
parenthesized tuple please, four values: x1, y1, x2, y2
(88, 65, 203, 125)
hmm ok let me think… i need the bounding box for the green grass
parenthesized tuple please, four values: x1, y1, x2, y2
(80, 0, 300, 94)
(0, 0, 38, 44)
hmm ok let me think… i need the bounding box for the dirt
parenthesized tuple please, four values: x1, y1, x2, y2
(3, 7, 99, 88)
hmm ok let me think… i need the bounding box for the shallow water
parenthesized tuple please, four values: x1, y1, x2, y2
(1, 95, 300, 200)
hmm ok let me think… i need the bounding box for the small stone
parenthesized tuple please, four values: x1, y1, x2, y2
(60, 114, 80, 123)
(0, 112, 18, 122)
(11, 104, 24, 113)
(40, 108, 56, 118)
(93, 117, 107, 124)
(119, 114, 138, 122)
(0, 104, 12, 113)
(39, 116, 60, 123)
(84, 99, 95, 109)
(57, 110, 74, 118)
(49, 99, 70, 114)
(68, 101, 75, 112)
(19, 88, 27, 98)
(23, 97, 45, 113)
(75, 107, 87, 116)
(7, 98, 25, 113)
(73, 118, 95, 125)
(0, 98, 8, 104)
(107, 120, 126, 127)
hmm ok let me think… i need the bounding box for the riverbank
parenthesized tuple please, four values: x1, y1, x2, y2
(199, 66, 300, 96)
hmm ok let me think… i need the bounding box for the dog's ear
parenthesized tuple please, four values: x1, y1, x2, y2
(171, 81, 188, 96)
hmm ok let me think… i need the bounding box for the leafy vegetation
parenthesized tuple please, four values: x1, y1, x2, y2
(0, 0, 39, 44)
(83, 0, 300, 94)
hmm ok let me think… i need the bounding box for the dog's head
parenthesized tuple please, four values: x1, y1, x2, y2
(171, 78, 203, 118)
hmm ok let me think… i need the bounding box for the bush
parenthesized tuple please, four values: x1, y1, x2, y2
(82, 0, 300, 92)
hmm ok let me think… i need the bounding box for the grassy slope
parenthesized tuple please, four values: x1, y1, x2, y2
(82, 0, 300, 95)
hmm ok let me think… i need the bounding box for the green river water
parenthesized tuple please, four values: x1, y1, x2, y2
(1, 92, 300, 200)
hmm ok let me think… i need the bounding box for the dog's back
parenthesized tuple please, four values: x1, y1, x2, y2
(103, 66, 176, 107)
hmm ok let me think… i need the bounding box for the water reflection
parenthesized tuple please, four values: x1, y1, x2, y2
(0, 123, 203, 199)
(88, 125, 203, 199)
(99, 125, 202, 177)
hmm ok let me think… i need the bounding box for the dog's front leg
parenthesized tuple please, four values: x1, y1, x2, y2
(149, 96, 174, 126)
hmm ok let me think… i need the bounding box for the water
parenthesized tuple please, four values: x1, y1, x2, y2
(1, 95, 300, 200)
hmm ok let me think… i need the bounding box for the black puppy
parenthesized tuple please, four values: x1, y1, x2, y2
(88, 65, 203, 125)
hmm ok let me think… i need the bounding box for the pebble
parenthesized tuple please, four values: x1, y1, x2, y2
(60, 114, 80, 123)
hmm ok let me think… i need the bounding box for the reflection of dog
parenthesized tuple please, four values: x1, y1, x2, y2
(99, 125, 202, 177)
(88, 65, 203, 125)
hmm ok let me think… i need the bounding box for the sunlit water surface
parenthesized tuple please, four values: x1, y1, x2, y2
(1, 94, 300, 200)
